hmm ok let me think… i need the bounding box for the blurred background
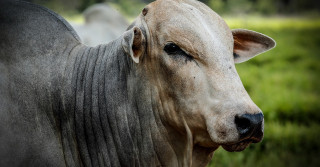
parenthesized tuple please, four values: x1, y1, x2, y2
(30, 0, 320, 166)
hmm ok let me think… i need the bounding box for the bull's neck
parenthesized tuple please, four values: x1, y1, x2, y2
(60, 39, 137, 166)
(59, 40, 165, 167)
(59, 40, 213, 167)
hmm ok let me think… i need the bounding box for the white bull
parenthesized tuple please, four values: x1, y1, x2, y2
(71, 3, 129, 46)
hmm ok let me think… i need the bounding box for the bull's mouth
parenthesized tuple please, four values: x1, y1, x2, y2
(221, 137, 262, 152)
(221, 139, 253, 152)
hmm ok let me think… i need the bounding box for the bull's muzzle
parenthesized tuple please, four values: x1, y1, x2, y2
(235, 113, 264, 142)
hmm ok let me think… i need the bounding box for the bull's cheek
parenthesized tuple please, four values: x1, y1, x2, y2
(158, 72, 202, 103)
(156, 56, 213, 129)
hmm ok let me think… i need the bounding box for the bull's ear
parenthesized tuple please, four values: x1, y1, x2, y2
(122, 26, 145, 63)
(232, 29, 276, 64)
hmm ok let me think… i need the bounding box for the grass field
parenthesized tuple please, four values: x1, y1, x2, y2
(207, 16, 320, 167)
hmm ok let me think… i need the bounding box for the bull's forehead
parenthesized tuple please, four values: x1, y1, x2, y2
(146, 0, 233, 59)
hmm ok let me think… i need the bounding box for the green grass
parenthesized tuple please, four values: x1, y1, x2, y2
(63, 12, 84, 24)
(208, 17, 320, 167)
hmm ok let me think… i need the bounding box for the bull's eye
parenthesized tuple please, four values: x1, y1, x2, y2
(164, 43, 194, 62)
(164, 43, 183, 55)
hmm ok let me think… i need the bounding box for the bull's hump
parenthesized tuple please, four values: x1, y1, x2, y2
(0, 0, 81, 59)
(29, 1, 81, 42)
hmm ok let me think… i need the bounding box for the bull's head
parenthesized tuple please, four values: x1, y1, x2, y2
(122, 0, 275, 157)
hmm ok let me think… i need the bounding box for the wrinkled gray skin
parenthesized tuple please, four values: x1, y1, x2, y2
(71, 3, 129, 46)
(0, 0, 275, 167)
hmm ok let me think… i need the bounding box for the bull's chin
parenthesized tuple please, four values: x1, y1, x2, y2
(221, 139, 254, 152)
(220, 133, 264, 152)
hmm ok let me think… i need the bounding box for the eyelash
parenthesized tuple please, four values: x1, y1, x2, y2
(164, 43, 194, 62)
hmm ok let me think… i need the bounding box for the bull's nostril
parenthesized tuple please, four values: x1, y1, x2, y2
(235, 116, 251, 131)
(235, 115, 251, 135)
(235, 113, 264, 140)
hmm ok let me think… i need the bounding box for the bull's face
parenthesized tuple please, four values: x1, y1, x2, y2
(122, 0, 275, 152)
